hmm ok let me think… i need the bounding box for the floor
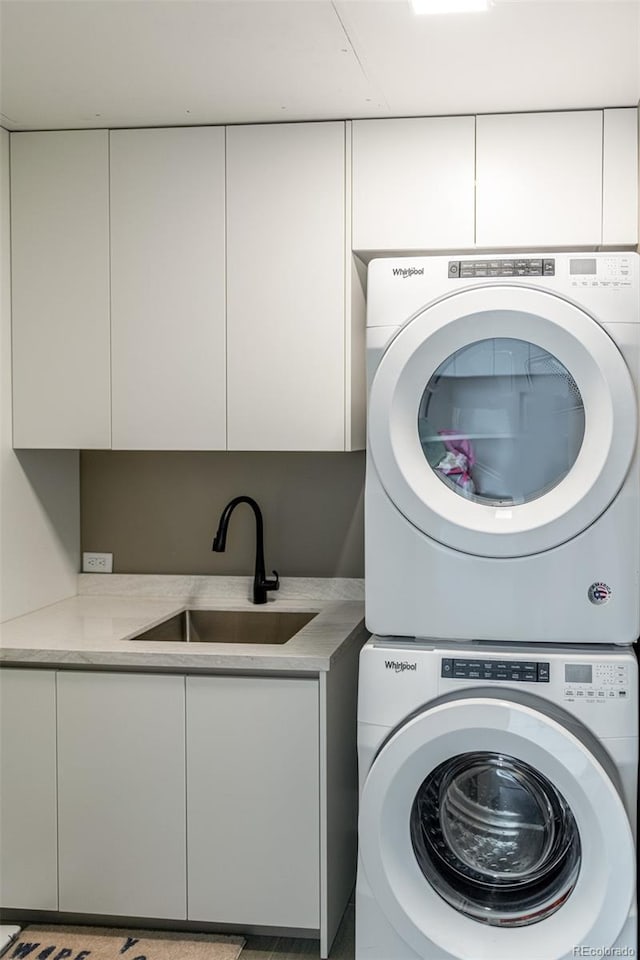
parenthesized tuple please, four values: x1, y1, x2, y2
(241, 903, 355, 960)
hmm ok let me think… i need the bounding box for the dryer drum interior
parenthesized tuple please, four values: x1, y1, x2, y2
(410, 751, 582, 926)
(418, 336, 587, 507)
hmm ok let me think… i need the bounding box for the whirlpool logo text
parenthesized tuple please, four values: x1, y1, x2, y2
(385, 660, 418, 673)
(392, 267, 424, 279)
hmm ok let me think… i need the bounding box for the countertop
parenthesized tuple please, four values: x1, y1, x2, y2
(0, 575, 367, 673)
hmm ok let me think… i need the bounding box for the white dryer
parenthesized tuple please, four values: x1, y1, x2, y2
(356, 638, 637, 960)
(366, 252, 639, 644)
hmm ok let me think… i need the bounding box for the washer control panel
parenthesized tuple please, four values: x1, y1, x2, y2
(563, 661, 630, 702)
(441, 658, 550, 682)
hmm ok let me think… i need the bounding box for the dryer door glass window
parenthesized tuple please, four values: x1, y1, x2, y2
(418, 338, 585, 505)
(410, 751, 581, 926)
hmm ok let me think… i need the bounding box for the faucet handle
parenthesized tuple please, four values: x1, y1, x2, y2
(264, 570, 280, 592)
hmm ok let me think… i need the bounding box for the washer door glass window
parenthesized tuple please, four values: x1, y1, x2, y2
(410, 751, 581, 926)
(418, 338, 586, 505)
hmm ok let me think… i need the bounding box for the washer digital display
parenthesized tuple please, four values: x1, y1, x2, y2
(565, 664, 593, 684)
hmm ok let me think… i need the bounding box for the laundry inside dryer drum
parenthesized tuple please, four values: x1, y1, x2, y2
(418, 336, 586, 506)
(410, 752, 581, 926)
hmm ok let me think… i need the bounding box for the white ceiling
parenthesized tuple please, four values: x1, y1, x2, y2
(1, 0, 639, 131)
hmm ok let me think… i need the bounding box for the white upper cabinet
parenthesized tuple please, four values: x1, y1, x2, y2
(602, 108, 638, 246)
(476, 111, 604, 248)
(352, 117, 476, 252)
(110, 127, 226, 450)
(11, 130, 110, 448)
(226, 122, 360, 451)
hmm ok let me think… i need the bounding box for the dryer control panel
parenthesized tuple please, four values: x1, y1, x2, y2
(446, 255, 635, 286)
(448, 258, 555, 279)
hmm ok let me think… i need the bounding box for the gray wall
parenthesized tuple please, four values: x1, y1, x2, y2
(1, 127, 79, 622)
(81, 451, 365, 578)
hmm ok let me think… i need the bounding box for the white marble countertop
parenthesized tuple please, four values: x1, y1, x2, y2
(0, 575, 366, 673)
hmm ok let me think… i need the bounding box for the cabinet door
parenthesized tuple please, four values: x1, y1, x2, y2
(476, 111, 603, 247)
(603, 108, 638, 245)
(352, 117, 475, 251)
(110, 127, 226, 449)
(187, 676, 320, 927)
(0, 669, 58, 909)
(57, 672, 186, 918)
(11, 131, 110, 448)
(226, 122, 346, 451)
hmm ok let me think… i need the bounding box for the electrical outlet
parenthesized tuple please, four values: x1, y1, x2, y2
(82, 552, 113, 574)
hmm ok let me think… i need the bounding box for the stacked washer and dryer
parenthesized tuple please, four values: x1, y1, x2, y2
(357, 253, 639, 960)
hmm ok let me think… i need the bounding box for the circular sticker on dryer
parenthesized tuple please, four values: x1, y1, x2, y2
(588, 582, 612, 605)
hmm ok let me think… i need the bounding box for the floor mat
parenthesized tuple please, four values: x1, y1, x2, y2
(9, 925, 244, 960)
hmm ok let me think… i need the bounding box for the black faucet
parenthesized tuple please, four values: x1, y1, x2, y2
(212, 496, 280, 605)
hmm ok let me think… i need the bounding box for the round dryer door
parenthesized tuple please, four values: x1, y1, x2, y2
(368, 285, 637, 557)
(358, 696, 635, 960)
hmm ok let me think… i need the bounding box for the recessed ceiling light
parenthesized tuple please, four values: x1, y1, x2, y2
(411, 0, 489, 13)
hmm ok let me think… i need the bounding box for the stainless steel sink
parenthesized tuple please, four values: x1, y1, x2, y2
(131, 609, 317, 645)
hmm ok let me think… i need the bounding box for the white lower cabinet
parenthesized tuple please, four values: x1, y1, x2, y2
(0, 669, 58, 910)
(56, 672, 187, 918)
(0, 662, 356, 958)
(186, 675, 320, 928)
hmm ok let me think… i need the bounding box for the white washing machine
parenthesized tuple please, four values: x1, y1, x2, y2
(366, 252, 639, 644)
(356, 638, 637, 960)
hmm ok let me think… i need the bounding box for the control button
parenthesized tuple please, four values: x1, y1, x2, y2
(448, 262, 460, 277)
(619, 689, 628, 698)
(587, 690, 595, 697)
(523, 672, 537, 683)
(483, 671, 494, 680)
(511, 672, 521, 681)
(576, 690, 585, 696)
(495, 672, 508, 680)
(608, 690, 616, 698)
(441, 659, 453, 676)
(537, 663, 550, 681)
(543, 259, 555, 275)
(597, 691, 605, 697)
(565, 689, 574, 697)
(468, 670, 481, 679)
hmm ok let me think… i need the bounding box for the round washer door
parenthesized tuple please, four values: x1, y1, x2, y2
(359, 696, 634, 960)
(368, 285, 637, 557)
